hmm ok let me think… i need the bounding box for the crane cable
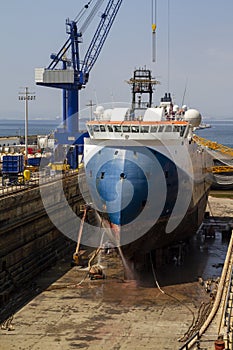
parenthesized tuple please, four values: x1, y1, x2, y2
(151, 0, 157, 62)
(80, 0, 105, 34)
(74, 0, 93, 24)
(167, 0, 170, 92)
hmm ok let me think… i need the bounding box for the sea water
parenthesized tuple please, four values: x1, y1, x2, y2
(0, 119, 59, 137)
(196, 117, 233, 148)
(0, 118, 89, 137)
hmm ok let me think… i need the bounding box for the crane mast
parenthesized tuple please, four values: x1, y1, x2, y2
(35, 0, 122, 141)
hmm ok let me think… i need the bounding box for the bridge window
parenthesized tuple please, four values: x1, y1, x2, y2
(93, 125, 100, 132)
(132, 126, 139, 133)
(107, 125, 113, 132)
(114, 125, 121, 132)
(151, 126, 158, 132)
(158, 125, 164, 132)
(173, 126, 180, 133)
(100, 125, 106, 132)
(122, 125, 130, 132)
(141, 126, 149, 133)
(165, 125, 172, 132)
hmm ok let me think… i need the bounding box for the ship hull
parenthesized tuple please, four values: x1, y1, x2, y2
(84, 137, 212, 259)
(119, 190, 208, 260)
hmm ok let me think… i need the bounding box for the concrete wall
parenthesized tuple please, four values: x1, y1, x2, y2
(0, 172, 90, 305)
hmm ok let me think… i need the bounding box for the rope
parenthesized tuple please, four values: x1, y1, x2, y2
(149, 251, 196, 341)
(149, 251, 164, 294)
(167, 0, 170, 92)
(74, 209, 87, 255)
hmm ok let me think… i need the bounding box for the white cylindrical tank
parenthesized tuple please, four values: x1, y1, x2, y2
(184, 109, 202, 127)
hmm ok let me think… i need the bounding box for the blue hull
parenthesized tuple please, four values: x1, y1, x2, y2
(85, 146, 180, 225)
(84, 142, 204, 253)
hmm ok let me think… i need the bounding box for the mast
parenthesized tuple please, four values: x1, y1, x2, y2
(126, 67, 160, 114)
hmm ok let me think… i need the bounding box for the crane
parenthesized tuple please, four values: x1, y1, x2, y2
(35, 0, 123, 155)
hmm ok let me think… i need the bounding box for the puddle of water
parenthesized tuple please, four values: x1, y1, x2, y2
(152, 230, 230, 286)
(89, 209, 230, 290)
(75, 228, 228, 309)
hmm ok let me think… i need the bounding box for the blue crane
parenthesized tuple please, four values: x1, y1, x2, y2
(35, 0, 123, 142)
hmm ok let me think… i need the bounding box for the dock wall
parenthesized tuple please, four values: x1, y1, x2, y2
(0, 172, 89, 305)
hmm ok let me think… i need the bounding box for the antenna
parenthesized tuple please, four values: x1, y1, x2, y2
(86, 100, 96, 121)
(181, 79, 188, 106)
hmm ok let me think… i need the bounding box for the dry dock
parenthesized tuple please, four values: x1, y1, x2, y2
(0, 194, 233, 350)
(0, 252, 211, 350)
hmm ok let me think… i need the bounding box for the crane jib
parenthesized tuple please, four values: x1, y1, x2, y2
(35, 0, 123, 133)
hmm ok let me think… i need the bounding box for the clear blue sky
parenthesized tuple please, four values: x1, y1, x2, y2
(1, 0, 233, 120)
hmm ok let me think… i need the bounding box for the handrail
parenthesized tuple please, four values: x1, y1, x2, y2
(193, 134, 233, 157)
(0, 168, 82, 199)
(179, 230, 233, 349)
(178, 332, 199, 350)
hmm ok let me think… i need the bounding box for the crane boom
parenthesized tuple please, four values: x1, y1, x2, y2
(82, 0, 123, 78)
(35, 0, 123, 135)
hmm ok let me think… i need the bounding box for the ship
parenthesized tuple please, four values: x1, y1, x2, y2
(83, 68, 213, 263)
(192, 135, 233, 191)
(211, 158, 233, 190)
(194, 123, 211, 130)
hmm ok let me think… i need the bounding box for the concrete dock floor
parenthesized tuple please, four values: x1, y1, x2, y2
(1, 251, 212, 350)
(1, 194, 233, 350)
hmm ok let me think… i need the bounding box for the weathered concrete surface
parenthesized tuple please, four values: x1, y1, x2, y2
(0, 172, 90, 304)
(1, 193, 232, 349)
(0, 252, 210, 350)
(207, 194, 233, 218)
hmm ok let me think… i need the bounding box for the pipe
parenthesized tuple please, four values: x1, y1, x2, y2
(186, 230, 233, 349)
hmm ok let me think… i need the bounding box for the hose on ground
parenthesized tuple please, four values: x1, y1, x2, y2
(149, 251, 196, 340)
